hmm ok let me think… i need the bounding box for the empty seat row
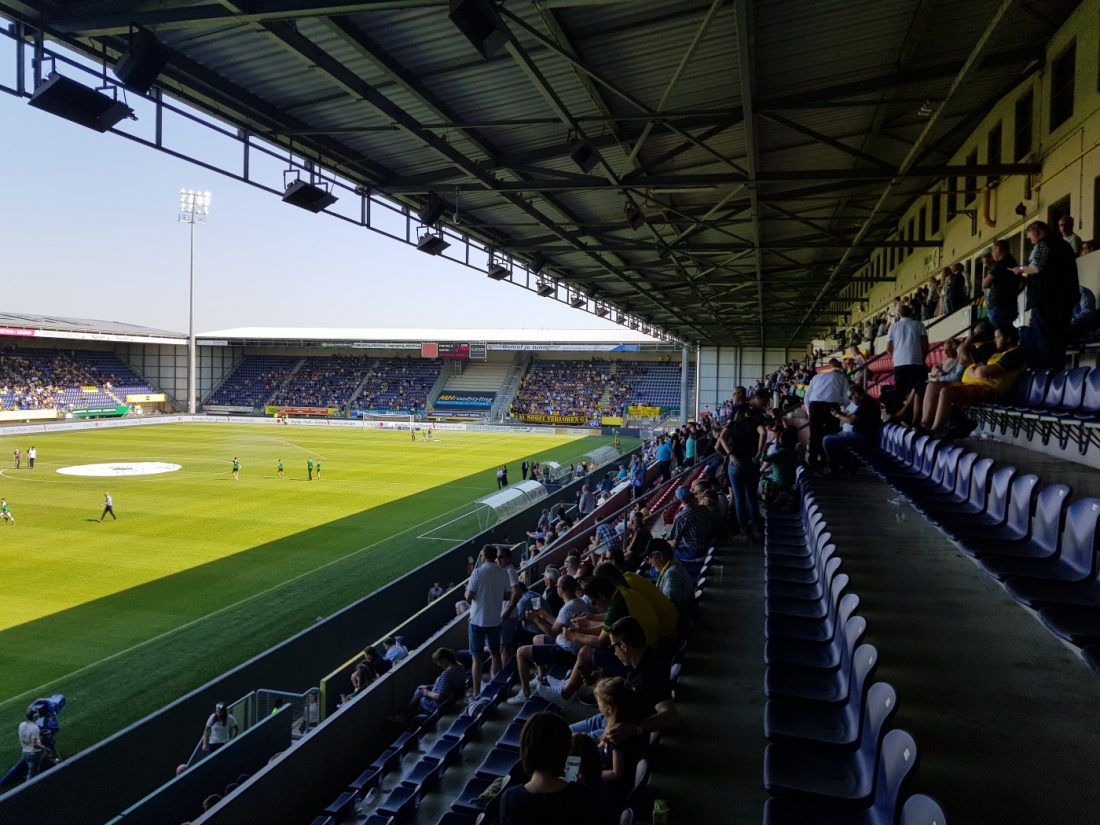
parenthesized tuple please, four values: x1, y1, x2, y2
(761, 479, 947, 825)
(869, 424, 1100, 670)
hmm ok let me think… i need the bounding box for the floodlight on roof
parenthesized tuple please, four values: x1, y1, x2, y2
(449, 0, 508, 59)
(416, 224, 450, 256)
(570, 295, 585, 308)
(569, 136, 598, 173)
(282, 179, 337, 213)
(537, 282, 555, 298)
(28, 74, 133, 133)
(595, 306, 610, 317)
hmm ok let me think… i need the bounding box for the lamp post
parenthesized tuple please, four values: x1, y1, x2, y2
(178, 189, 211, 415)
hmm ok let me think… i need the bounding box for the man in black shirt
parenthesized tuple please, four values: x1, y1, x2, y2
(821, 384, 881, 476)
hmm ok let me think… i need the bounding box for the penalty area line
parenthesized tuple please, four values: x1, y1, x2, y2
(0, 496, 478, 715)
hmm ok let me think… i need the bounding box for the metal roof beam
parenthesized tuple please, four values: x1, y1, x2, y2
(503, 238, 940, 252)
(758, 111, 895, 172)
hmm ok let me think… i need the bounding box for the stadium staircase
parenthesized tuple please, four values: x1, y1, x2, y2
(430, 362, 512, 416)
(263, 358, 306, 406)
(490, 354, 528, 421)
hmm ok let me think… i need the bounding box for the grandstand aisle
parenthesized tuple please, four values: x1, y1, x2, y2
(652, 544, 766, 823)
(812, 473, 1100, 825)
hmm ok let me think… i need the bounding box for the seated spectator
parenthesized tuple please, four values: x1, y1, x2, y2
(645, 539, 694, 616)
(570, 617, 679, 746)
(427, 582, 444, 603)
(920, 325, 1025, 436)
(570, 733, 615, 823)
(759, 424, 799, 502)
(1072, 285, 1097, 333)
(592, 677, 645, 806)
(382, 636, 409, 663)
(389, 647, 465, 723)
(669, 487, 714, 561)
(621, 510, 652, 566)
(500, 712, 599, 825)
(510, 574, 589, 703)
(541, 567, 564, 616)
(822, 384, 881, 476)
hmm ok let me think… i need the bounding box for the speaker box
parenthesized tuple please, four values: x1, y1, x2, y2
(114, 30, 170, 93)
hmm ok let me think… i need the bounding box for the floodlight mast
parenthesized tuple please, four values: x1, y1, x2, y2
(178, 189, 210, 415)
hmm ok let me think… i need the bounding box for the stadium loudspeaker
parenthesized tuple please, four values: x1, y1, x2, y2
(28, 75, 132, 132)
(449, 0, 508, 59)
(595, 306, 610, 317)
(569, 138, 598, 173)
(113, 30, 170, 93)
(417, 233, 450, 255)
(487, 263, 511, 281)
(536, 283, 555, 297)
(282, 180, 338, 212)
(624, 203, 645, 230)
(570, 296, 585, 308)
(418, 192, 448, 227)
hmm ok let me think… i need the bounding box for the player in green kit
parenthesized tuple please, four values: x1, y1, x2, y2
(232, 457, 241, 481)
(307, 457, 314, 481)
(0, 498, 13, 525)
(277, 459, 284, 479)
(315, 460, 322, 479)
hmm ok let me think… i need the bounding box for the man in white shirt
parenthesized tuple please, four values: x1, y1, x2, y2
(7, 710, 44, 783)
(803, 358, 850, 472)
(509, 574, 589, 703)
(887, 303, 929, 413)
(464, 545, 512, 695)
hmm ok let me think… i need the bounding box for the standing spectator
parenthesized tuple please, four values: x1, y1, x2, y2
(465, 545, 512, 695)
(803, 359, 849, 472)
(496, 466, 505, 490)
(522, 460, 530, 481)
(501, 465, 509, 486)
(947, 263, 968, 313)
(1059, 215, 1082, 255)
(499, 713, 599, 825)
(201, 702, 239, 755)
(27, 446, 35, 470)
(630, 455, 646, 499)
(655, 436, 673, 480)
(427, 582, 444, 603)
(718, 403, 765, 540)
(1014, 221, 1079, 368)
(887, 303, 929, 413)
(12, 448, 20, 470)
(577, 484, 595, 516)
(98, 492, 116, 522)
(982, 239, 1021, 329)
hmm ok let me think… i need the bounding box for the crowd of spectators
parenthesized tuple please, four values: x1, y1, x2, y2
(351, 358, 440, 414)
(279, 355, 370, 409)
(511, 359, 691, 420)
(0, 347, 139, 411)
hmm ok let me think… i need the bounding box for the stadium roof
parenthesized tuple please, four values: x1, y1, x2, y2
(197, 326, 661, 344)
(0, 311, 184, 341)
(0, 1, 1077, 347)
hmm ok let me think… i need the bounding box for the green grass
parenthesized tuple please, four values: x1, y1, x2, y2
(0, 423, 637, 755)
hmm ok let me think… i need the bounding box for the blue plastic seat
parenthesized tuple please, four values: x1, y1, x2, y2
(764, 728, 918, 825)
(948, 472, 1037, 544)
(349, 764, 386, 796)
(983, 496, 1098, 583)
(376, 784, 418, 819)
(323, 790, 358, 819)
(496, 718, 526, 751)
(765, 620, 870, 704)
(765, 573, 849, 643)
(766, 557, 844, 603)
(965, 484, 1070, 574)
(899, 794, 948, 825)
(474, 746, 521, 780)
(924, 458, 995, 524)
(434, 812, 483, 825)
(766, 568, 847, 620)
(766, 645, 878, 748)
(765, 595, 861, 670)
(400, 756, 444, 790)
(451, 775, 511, 817)
(763, 682, 897, 807)
(918, 451, 977, 509)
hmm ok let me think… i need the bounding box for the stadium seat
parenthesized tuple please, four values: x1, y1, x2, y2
(899, 794, 948, 825)
(765, 595, 862, 670)
(376, 784, 418, 819)
(474, 747, 522, 780)
(763, 682, 897, 806)
(766, 646, 878, 749)
(963, 484, 1069, 571)
(979, 496, 1098, 582)
(944, 471, 1035, 542)
(765, 573, 849, 643)
(450, 775, 512, 817)
(322, 790, 357, 819)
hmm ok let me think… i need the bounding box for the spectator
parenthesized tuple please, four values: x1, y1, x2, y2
(982, 239, 1021, 329)
(465, 545, 512, 695)
(802, 359, 849, 472)
(201, 703, 239, 755)
(3, 709, 43, 785)
(592, 677, 645, 805)
(1071, 285, 1097, 334)
(1014, 220, 1079, 369)
(669, 487, 714, 561)
(655, 436, 673, 479)
(622, 511, 652, 566)
(822, 384, 882, 476)
(499, 712, 599, 825)
(577, 484, 595, 516)
(718, 401, 765, 540)
(759, 424, 799, 503)
(511, 574, 589, 703)
(920, 325, 1025, 435)
(946, 263, 967, 314)
(1059, 215, 1082, 255)
(645, 539, 694, 616)
(382, 636, 408, 663)
(389, 648, 465, 724)
(887, 303, 929, 414)
(427, 582, 445, 603)
(569, 733, 615, 823)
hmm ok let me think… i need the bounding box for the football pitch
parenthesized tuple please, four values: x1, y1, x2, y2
(0, 422, 635, 756)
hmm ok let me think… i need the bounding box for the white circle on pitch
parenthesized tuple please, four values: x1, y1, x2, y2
(57, 462, 182, 477)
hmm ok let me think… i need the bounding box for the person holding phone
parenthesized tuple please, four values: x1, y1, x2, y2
(509, 575, 589, 704)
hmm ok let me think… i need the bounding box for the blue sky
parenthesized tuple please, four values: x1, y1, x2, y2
(0, 91, 624, 336)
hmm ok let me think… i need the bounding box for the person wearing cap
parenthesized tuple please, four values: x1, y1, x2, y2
(669, 487, 713, 562)
(646, 540, 694, 616)
(202, 702, 239, 754)
(981, 239, 1021, 330)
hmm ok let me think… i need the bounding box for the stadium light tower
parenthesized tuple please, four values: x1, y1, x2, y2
(178, 189, 211, 415)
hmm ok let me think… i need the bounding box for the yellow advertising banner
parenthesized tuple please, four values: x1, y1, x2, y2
(81, 386, 98, 393)
(265, 405, 338, 417)
(0, 408, 58, 422)
(516, 413, 588, 425)
(627, 405, 661, 417)
(125, 393, 167, 403)
(601, 416, 624, 426)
